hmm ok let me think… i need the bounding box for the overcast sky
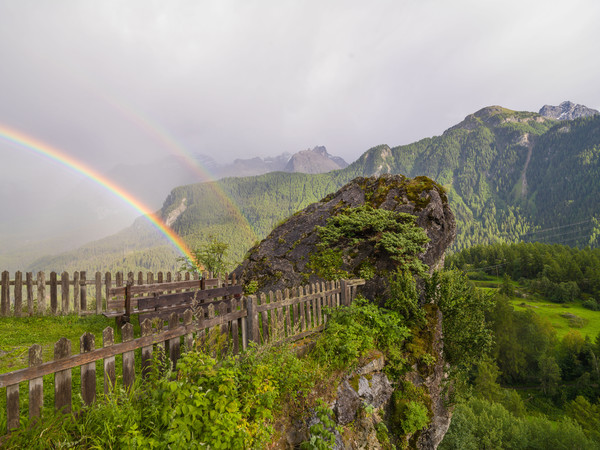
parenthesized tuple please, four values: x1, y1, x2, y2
(1, 0, 600, 247)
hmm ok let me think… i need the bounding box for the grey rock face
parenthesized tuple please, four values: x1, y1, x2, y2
(233, 174, 456, 298)
(335, 380, 364, 425)
(539, 101, 599, 121)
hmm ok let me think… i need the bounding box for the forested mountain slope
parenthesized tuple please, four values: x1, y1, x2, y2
(164, 106, 598, 258)
(30, 106, 600, 273)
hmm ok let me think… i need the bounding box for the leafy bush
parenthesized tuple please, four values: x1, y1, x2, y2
(311, 205, 429, 279)
(425, 270, 494, 372)
(390, 382, 432, 439)
(386, 268, 425, 326)
(301, 400, 339, 449)
(312, 297, 410, 371)
(178, 235, 230, 275)
(307, 248, 349, 280)
(582, 298, 600, 311)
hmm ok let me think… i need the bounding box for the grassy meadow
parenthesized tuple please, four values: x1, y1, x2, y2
(471, 276, 600, 340)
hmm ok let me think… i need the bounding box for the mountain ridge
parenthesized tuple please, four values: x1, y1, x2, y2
(27, 103, 600, 273)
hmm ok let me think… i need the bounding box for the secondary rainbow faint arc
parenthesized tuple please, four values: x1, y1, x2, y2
(0, 124, 196, 263)
(91, 96, 258, 240)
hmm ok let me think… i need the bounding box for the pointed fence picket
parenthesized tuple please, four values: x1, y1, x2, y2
(0, 278, 365, 432)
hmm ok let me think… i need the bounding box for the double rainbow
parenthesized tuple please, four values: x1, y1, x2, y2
(0, 124, 196, 264)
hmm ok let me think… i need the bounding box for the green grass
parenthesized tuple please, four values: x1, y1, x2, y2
(0, 313, 147, 434)
(0, 314, 115, 373)
(471, 277, 600, 340)
(509, 298, 600, 340)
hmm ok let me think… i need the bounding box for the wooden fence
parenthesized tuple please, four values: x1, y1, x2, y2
(0, 279, 365, 432)
(0, 270, 231, 317)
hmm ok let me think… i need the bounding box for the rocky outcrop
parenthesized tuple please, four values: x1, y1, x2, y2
(539, 101, 599, 121)
(284, 146, 348, 174)
(235, 175, 456, 448)
(285, 355, 395, 449)
(233, 174, 456, 299)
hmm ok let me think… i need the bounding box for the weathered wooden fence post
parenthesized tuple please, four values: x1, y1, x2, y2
(246, 295, 259, 344)
(122, 323, 135, 390)
(183, 309, 194, 351)
(80, 332, 96, 405)
(29, 344, 43, 420)
(340, 279, 348, 306)
(61, 271, 69, 314)
(80, 271, 87, 312)
(37, 271, 46, 314)
(54, 337, 72, 413)
(50, 272, 58, 315)
(73, 271, 80, 316)
(95, 272, 102, 314)
(116, 272, 123, 311)
(6, 383, 19, 431)
(14, 271, 22, 317)
(26, 272, 34, 316)
(231, 298, 240, 354)
(103, 327, 115, 395)
(167, 313, 180, 368)
(141, 319, 153, 379)
(104, 272, 112, 314)
(241, 298, 248, 351)
(0, 271, 8, 316)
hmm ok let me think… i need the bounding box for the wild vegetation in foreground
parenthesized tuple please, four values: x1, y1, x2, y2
(0, 268, 488, 449)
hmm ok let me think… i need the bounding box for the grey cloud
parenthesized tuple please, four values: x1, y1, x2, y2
(1, 0, 599, 249)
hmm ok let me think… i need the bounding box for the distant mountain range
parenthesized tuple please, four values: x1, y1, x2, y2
(539, 101, 598, 121)
(0, 146, 347, 271)
(27, 102, 600, 273)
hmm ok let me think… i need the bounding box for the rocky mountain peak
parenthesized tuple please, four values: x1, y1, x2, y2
(539, 101, 599, 121)
(284, 146, 348, 174)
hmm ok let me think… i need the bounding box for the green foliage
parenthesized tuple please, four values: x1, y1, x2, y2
(401, 401, 430, 435)
(499, 273, 515, 297)
(301, 400, 339, 450)
(583, 298, 600, 311)
(244, 279, 259, 295)
(473, 357, 502, 402)
(375, 422, 393, 448)
(386, 268, 425, 326)
(312, 297, 410, 372)
(307, 248, 349, 281)
(538, 355, 561, 395)
(313, 205, 430, 277)
(1, 344, 321, 448)
(178, 235, 230, 275)
(440, 397, 599, 450)
(566, 396, 600, 442)
(426, 270, 494, 372)
(357, 260, 376, 280)
(448, 241, 600, 302)
(390, 382, 432, 439)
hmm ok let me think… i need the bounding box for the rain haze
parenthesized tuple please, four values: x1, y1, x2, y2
(1, 0, 600, 264)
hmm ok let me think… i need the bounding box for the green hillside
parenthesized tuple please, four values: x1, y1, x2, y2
(29, 107, 600, 273)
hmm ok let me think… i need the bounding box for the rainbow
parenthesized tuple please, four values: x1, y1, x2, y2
(27, 56, 257, 240)
(97, 99, 258, 240)
(0, 124, 197, 265)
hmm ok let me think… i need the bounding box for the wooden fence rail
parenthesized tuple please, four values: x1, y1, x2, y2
(0, 270, 232, 317)
(0, 278, 364, 432)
